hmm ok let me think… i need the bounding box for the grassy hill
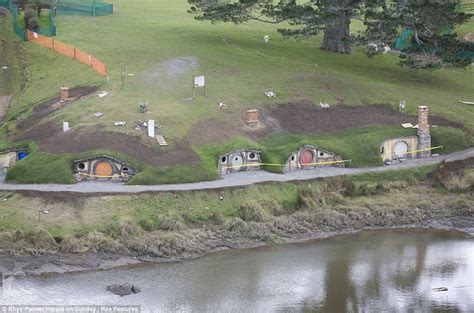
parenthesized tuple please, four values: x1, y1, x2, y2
(0, 0, 473, 184)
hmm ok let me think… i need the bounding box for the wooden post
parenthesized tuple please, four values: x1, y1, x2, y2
(203, 72, 206, 97)
(192, 75, 196, 99)
(120, 63, 125, 90)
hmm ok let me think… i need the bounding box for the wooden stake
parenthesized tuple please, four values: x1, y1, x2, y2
(120, 63, 125, 90)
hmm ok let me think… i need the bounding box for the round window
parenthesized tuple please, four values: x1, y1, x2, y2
(221, 156, 227, 163)
(249, 152, 256, 159)
(78, 162, 86, 170)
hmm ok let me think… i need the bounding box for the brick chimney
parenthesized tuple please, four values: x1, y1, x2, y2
(417, 106, 431, 157)
(60, 86, 69, 103)
(245, 109, 260, 126)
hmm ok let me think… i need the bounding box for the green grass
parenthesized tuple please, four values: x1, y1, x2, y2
(0, 14, 22, 96)
(1, 0, 473, 184)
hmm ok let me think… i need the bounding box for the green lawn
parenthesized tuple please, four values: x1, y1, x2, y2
(1, 0, 473, 184)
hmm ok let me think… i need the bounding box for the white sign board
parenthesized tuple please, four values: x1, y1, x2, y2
(63, 122, 70, 132)
(148, 119, 155, 138)
(194, 75, 205, 87)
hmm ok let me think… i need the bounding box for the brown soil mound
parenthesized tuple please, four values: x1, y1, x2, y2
(0, 95, 12, 124)
(269, 101, 463, 135)
(16, 85, 98, 131)
(15, 122, 200, 166)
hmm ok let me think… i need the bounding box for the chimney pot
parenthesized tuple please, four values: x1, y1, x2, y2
(245, 109, 260, 126)
(60, 86, 70, 103)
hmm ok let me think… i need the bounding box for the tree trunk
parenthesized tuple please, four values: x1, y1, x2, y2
(322, 11, 352, 54)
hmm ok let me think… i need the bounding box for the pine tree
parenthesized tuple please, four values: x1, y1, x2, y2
(187, 0, 473, 69)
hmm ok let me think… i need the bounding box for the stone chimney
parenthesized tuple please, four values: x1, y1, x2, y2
(60, 86, 69, 103)
(417, 106, 431, 157)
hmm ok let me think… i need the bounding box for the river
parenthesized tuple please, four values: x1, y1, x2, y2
(1, 229, 473, 312)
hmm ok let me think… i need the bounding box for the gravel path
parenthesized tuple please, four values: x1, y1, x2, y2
(0, 148, 472, 194)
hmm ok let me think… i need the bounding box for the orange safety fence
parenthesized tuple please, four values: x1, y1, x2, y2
(27, 30, 108, 76)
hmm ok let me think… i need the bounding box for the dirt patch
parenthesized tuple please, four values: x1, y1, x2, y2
(16, 85, 99, 132)
(15, 122, 200, 166)
(141, 57, 200, 89)
(267, 101, 464, 135)
(0, 95, 12, 124)
(186, 118, 242, 145)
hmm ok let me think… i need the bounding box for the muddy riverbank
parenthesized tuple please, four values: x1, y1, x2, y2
(1, 214, 472, 277)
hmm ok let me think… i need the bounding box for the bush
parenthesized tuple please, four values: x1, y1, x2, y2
(27, 16, 39, 30)
(159, 215, 187, 231)
(341, 179, 357, 197)
(139, 218, 159, 231)
(24, 8, 37, 29)
(238, 200, 270, 222)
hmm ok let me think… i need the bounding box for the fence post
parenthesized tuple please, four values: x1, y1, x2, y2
(52, 38, 55, 51)
(73, 48, 76, 60)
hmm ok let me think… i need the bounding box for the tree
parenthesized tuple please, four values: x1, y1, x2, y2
(187, 0, 472, 68)
(24, 7, 37, 29)
(361, 0, 473, 69)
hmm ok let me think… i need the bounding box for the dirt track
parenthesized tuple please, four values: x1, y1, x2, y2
(0, 147, 472, 194)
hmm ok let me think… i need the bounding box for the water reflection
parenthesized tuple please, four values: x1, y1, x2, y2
(1, 229, 473, 312)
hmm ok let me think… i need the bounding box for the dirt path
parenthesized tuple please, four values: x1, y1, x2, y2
(0, 95, 12, 124)
(0, 147, 472, 194)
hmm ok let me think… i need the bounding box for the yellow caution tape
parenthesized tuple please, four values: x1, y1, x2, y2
(77, 172, 123, 178)
(380, 146, 443, 159)
(222, 159, 351, 170)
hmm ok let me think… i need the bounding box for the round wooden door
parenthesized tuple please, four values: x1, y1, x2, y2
(299, 149, 314, 167)
(231, 154, 244, 172)
(393, 141, 408, 158)
(95, 161, 113, 177)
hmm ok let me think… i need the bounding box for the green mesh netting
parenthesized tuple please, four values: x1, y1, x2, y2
(48, 0, 113, 16)
(0, 0, 27, 40)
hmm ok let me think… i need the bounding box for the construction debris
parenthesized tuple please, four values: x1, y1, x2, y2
(401, 123, 414, 128)
(92, 112, 104, 118)
(155, 135, 168, 146)
(114, 121, 126, 127)
(139, 101, 148, 113)
(399, 100, 406, 110)
(127, 73, 135, 77)
(218, 102, 227, 110)
(264, 91, 276, 98)
(63, 122, 70, 132)
(134, 120, 159, 131)
(432, 287, 448, 292)
(1, 66, 7, 70)
(98, 91, 109, 98)
(459, 100, 474, 105)
(320, 101, 330, 108)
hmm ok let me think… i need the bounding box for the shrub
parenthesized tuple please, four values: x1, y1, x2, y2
(27, 16, 39, 30)
(238, 200, 270, 222)
(159, 215, 187, 231)
(23, 8, 37, 29)
(27, 229, 57, 251)
(105, 221, 137, 239)
(341, 179, 357, 197)
(139, 218, 159, 231)
(209, 210, 224, 225)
